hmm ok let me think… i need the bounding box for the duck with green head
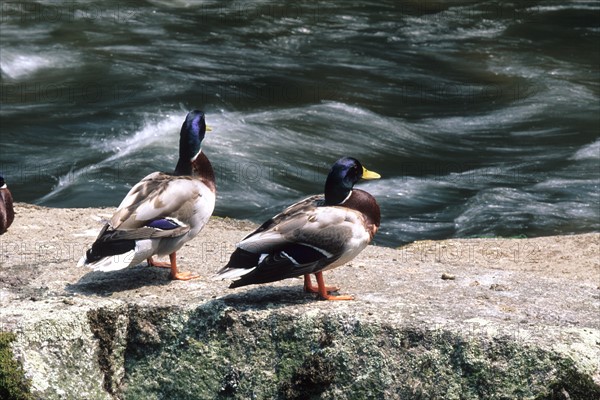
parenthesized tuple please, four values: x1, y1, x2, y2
(78, 110, 216, 280)
(214, 157, 381, 300)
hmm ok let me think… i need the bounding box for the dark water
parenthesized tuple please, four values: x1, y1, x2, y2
(1, 1, 598, 247)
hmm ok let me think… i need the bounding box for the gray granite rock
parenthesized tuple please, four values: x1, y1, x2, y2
(1, 204, 599, 399)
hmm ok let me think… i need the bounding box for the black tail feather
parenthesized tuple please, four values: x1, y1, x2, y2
(219, 248, 260, 273)
(226, 244, 332, 288)
(86, 226, 136, 263)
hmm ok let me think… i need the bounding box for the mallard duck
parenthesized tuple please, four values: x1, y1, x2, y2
(77, 110, 216, 280)
(214, 157, 381, 300)
(0, 175, 15, 235)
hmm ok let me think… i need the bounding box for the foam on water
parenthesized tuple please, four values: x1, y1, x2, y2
(37, 112, 186, 202)
(96, 112, 185, 155)
(0, 52, 57, 80)
(571, 139, 600, 161)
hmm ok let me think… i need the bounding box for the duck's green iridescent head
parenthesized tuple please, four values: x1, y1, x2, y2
(175, 110, 212, 175)
(324, 157, 380, 205)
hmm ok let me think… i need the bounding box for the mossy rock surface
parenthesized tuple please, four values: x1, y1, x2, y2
(0, 332, 33, 400)
(4, 300, 599, 400)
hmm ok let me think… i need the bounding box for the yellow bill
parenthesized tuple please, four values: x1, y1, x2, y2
(206, 125, 213, 132)
(362, 166, 381, 180)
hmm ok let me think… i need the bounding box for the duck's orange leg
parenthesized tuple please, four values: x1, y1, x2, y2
(313, 272, 354, 301)
(303, 274, 339, 293)
(168, 252, 200, 281)
(148, 253, 199, 280)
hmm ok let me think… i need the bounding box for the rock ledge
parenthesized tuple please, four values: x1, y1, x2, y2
(1, 204, 599, 399)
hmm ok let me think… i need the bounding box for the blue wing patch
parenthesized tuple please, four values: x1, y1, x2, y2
(146, 218, 181, 230)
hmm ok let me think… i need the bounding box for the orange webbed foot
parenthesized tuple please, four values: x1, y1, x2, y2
(318, 293, 354, 301)
(303, 274, 340, 293)
(167, 252, 200, 281)
(308, 272, 354, 301)
(171, 271, 200, 281)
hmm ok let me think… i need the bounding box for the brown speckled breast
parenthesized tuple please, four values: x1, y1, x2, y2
(192, 151, 216, 193)
(0, 187, 15, 234)
(342, 189, 380, 238)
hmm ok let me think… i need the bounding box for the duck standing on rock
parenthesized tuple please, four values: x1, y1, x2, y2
(0, 175, 15, 235)
(77, 110, 216, 280)
(214, 157, 381, 300)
